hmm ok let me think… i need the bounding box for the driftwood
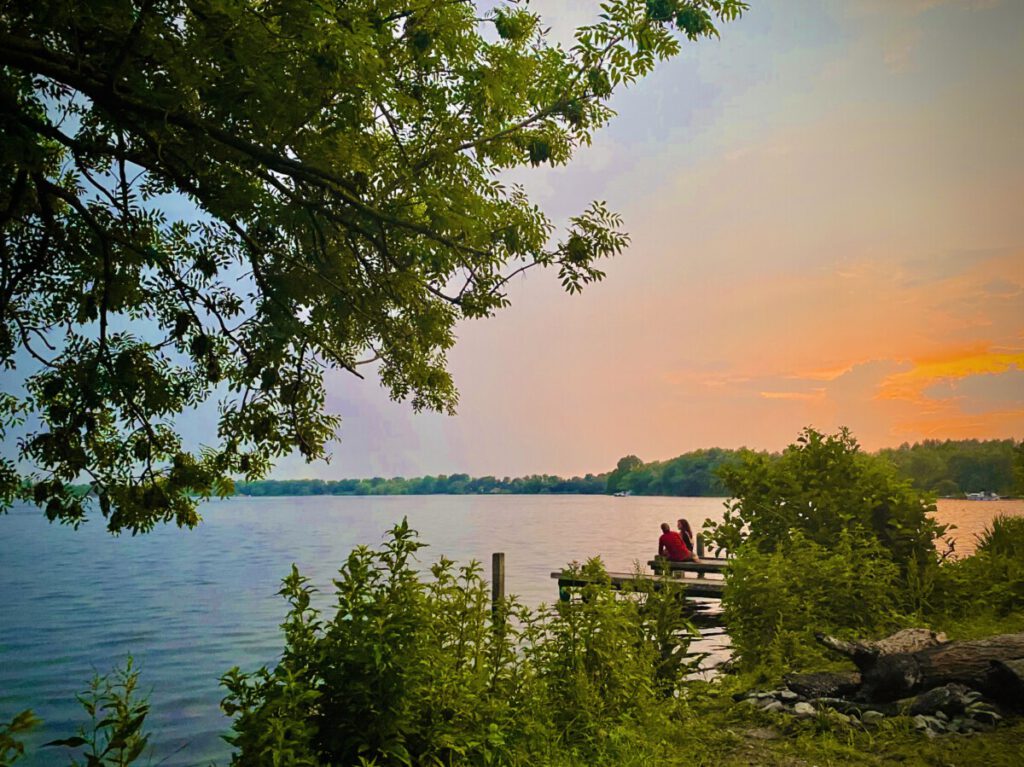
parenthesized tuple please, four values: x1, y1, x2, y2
(990, 658, 1024, 701)
(816, 630, 1024, 705)
(783, 671, 862, 699)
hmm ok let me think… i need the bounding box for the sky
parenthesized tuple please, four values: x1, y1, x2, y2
(6, 2, 1018, 481)
(273, 0, 1024, 480)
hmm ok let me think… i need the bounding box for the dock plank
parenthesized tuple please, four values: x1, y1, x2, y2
(551, 570, 725, 599)
(646, 558, 728, 575)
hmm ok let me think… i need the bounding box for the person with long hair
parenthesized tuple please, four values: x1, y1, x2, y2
(677, 518, 701, 562)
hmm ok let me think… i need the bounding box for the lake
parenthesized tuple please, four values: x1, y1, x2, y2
(1, 495, 1020, 766)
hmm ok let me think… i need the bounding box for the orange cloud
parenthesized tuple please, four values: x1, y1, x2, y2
(760, 389, 827, 401)
(877, 348, 1024, 402)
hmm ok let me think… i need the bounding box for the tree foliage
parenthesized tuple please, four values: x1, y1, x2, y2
(0, 0, 747, 532)
(723, 530, 903, 672)
(707, 427, 944, 569)
(236, 471, 610, 496)
(606, 447, 739, 496)
(706, 427, 960, 671)
(877, 438, 1019, 497)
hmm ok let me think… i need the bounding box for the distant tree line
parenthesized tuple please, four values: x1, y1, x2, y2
(235, 473, 608, 497)
(877, 439, 1020, 497)
(233, 439, 1021, 498)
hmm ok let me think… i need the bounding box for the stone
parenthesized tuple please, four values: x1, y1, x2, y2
(761, 700, 785, 713)
(909, 683, 973, 716)
(861, 710, 886, 725)
(745, 727, 779, 740)
(793, 701, 815, 717)
(778, 689, 799, 701)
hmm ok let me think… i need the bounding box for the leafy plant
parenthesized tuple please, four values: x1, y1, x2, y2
(1, 0, 747, 533)
(722, 531, 903, 671)
(704, 427, 952, 670)
(222, 520, 698, 766)
(0, 710, 40, 767)
(44, 658, 151, 767)
(707, 427, 944, 570)
(932, 515, 1024, 620)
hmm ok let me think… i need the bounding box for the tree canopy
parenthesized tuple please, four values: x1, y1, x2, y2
(0, 0, 747, 532)
(707, 427, 944, 569)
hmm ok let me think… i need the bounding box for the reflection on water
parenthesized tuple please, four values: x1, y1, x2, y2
(0, 495, 1019, 765)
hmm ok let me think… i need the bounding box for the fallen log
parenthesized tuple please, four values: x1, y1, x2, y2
(783, 671, 862, 699)
(815, 630, 1024, 704)
(990, 658, 1024, 703)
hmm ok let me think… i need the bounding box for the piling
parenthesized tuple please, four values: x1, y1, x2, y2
(492, 552, 506, 621)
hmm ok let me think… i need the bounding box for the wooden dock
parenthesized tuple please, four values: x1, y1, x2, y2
(551, 557, 728, 601)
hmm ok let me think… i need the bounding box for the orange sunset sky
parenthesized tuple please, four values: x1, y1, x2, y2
(276, 0, 1024, 479)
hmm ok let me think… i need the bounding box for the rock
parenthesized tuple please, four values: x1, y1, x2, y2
(745, 727, 779, 740)
(970, 706, 1002, 726)
(779, 689, 799, 701)
(761, 700, 785, 713)
(908, 683, 973, 716)
(813, 697, 898, 718)
(861, 710, 886, 725)
(793, 701, 815, 717)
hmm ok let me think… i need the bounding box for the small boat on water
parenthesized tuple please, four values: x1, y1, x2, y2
(612, 490, 632, 497)
(965, 491, 1001, 501)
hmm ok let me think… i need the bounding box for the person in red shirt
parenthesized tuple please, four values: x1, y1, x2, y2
(658, 522, 693, 562)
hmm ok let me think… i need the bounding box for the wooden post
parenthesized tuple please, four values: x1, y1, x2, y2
(492, 552, 505, 621)
(696, 534, 705, 558)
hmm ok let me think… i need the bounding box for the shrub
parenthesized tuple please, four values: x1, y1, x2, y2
(707, 427, 948, 670)
(931, 515, 1024, 620)
(723, 531, 903, 671)
(708, 427, 944, 570)
(221, 520, 697, 766)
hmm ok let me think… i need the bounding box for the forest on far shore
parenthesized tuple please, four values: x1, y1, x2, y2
(235, 438, 1022, 499)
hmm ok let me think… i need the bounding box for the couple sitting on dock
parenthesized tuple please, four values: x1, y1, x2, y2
(658, 519, 701, 563)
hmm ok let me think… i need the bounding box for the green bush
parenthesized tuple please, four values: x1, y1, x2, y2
(722, 531, 903, 671)
(221, 520, 698, 766)
(931, 515, 1024, 620)
(708, 427, 944, 569)
(706, 427, 949, 670)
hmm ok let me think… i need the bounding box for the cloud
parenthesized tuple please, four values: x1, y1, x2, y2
(877, 348, 1024, 402)
(923, 367, 1024, 414)
(759, 389, 827, 401)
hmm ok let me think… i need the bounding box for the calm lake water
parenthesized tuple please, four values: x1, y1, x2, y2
(1, 495, 1020, 766)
